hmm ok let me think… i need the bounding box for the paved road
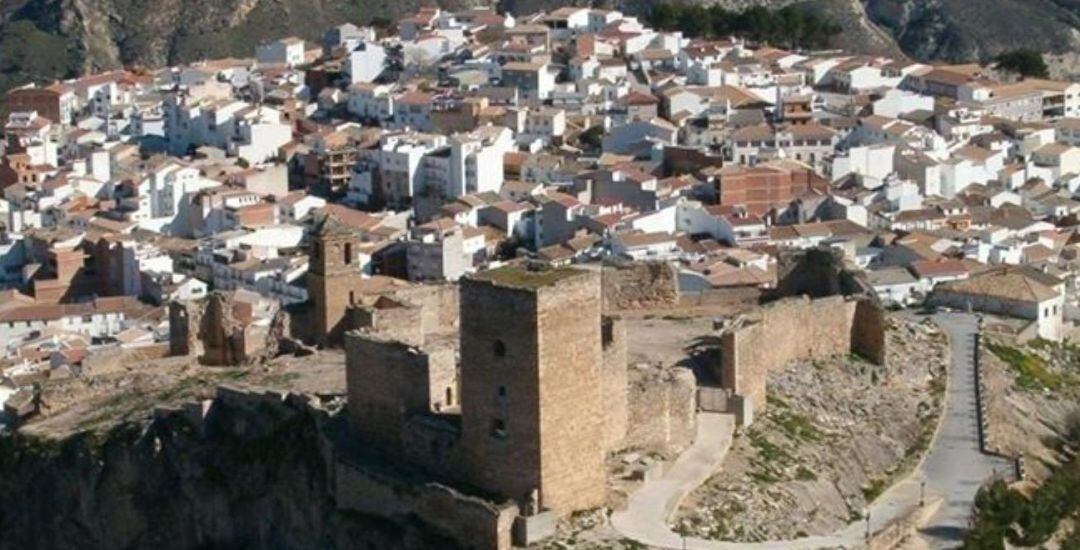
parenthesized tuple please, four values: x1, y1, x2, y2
(610, 413, 735, 549)
(611, 312, 1011, 549)
(919, 313, 1014, 545)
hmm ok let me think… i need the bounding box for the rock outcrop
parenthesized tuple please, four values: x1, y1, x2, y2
(0, 390, 454, 550)
(6, 0, 1080, 97)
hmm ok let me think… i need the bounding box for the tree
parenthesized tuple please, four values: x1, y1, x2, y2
(578, 125, 605, 151)
(994, 49, 1049, 79)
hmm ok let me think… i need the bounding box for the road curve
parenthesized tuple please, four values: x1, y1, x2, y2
(611, 313, 1010, 549)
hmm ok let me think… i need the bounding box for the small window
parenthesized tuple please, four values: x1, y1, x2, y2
(493, 340, 507, 358)
(344, 242, 353, 265)
(497, 385, 507, 399)
(490, 419, 507, 439)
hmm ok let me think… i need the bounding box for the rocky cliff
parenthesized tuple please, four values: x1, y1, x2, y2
(0, 391, 453, 550)
(0, 0, 479, 94)
(3, 0, 1080, 95)
(864, 0, 1080, 62)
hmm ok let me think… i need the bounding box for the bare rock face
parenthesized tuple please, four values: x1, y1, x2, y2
(0, 394, 454, 550)
(863, 0, 1080, 62)
(0, 0, 483, 93)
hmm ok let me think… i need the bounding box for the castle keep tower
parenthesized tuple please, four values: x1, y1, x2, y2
(459, 266, 606, 515)
(308, 213, 361, 345)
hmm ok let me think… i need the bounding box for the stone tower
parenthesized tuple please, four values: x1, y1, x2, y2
(459, 265, 606, 516)
(308, 213, 361, 345)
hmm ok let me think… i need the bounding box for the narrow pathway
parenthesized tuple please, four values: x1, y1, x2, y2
(611, 313, 1010, 549)
(611, 412, 734, 549)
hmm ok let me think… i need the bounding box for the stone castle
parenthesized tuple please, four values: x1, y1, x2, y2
(345, 264, 628, 530)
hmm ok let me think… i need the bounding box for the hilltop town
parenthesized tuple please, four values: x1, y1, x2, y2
(1, 5, 1080, 550)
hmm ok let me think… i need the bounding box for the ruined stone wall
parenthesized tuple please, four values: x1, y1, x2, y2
(169, 293, 287, 367)
(768, 247, 847, 300)
(718, 296, 887, 414)
(351, 298, 425, 347)
(623, 364, 697, 455)
(852, 299, 888, 364)
(388, 283, 460, 337)
(402, 415, 463, 481)
(601, 260, 679, 312)
(601, 316, 629, 451)
(344, 333, 457, 455)
(335, 459, 518, 550)
(168, 301, 201, 358)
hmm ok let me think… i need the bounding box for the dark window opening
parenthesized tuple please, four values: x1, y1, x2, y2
(490, 419, 507, 438)
(493, 339, 507, 358)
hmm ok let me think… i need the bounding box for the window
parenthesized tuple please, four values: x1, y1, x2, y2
(493, 339, 507, 358)
(490, 419, 507, 438)
(445, 387, 454, 406)
(497, 385, 507, 399)
(344, 243, 353, 265)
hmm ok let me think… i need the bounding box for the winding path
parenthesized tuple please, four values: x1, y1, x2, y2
(611, 313, 1011, 549)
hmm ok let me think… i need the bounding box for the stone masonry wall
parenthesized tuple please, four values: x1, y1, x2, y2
(344, 333, 457, 455)
(623, 364, 697, 455)
(351, 297, 425, 347)
(388, 283, 460, 337)
(459, 269, 608, 516)
(601, 316, 629, 451)
(718, 295, 887, 414)
(601, 260, 679, 312)
(335, 459, 518, 550)
(852, 299, 888, 364)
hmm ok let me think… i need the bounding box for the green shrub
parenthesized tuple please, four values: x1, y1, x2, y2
(648, 3, 841, 50)
(994, 49, 1049, 79)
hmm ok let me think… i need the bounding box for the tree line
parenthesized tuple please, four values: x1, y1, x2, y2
(648, 3, 842, 50)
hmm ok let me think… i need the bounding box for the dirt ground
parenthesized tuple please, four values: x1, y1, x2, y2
(21, 349, 348, 441)
(672, 315, 949, 542)
(982, 334, 1080, 488)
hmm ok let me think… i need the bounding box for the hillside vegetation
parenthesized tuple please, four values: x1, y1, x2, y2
(4, 0, 1080, 95)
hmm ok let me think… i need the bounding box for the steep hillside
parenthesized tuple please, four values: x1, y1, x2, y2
(0, 393, 454, 550)
(0, 0, 479, 94)
(3, 0, 1080, 96)
(864, 0, 1080, 62)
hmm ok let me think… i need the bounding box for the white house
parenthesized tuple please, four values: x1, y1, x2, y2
(256, 37, 307, 67)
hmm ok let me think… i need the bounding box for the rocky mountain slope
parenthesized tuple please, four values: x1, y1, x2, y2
(0, 392, 453, 550)
(0, 0, 479, 94)
(2, 0, 1080, 94)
